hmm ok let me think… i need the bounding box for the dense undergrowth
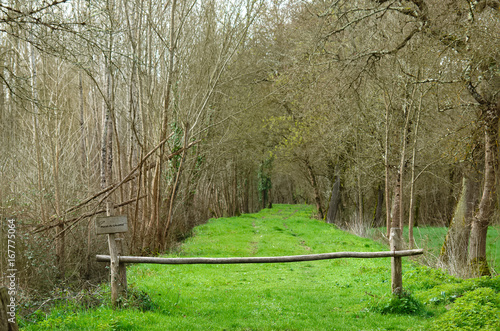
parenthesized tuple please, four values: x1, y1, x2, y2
(20, 204, 500, 330)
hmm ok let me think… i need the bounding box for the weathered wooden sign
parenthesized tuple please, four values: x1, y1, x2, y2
(96, 215, 128, 235)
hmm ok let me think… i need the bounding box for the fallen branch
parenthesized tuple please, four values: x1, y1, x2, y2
(63, 135, 172, 216)
(97, 139, 201, 206)
(33, 137, 200, 233)
(33, 196, 145, 234)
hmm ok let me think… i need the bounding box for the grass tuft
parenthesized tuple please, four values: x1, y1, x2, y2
(369, 290, 428, 316)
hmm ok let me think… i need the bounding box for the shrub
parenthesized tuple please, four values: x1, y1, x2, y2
(370, 290, 427, 316)
(431, 288, 500, 331)
(417, 275, 500, 305)
(403, 264, 459, 291)
(119, 285, 157, 312)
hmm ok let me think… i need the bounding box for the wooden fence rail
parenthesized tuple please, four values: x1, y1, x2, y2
(96, 227, 421, 306)
(96, 249, 423, 265)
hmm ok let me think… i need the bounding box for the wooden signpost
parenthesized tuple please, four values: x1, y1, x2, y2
(96, 215, 128, 306)
(96, 216, 128, 235)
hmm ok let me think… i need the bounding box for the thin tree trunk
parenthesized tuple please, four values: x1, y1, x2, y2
(396, 85, 416, 234)
(150, 0, 177, 251)
(384, 95, 391, 237)
(398, 118, 410, 231)
(373, 184, 383, 227)
(391, 175, 402, 230)
(357, 173, 363, 225)
(268, 186, 273, 209)
(232, 160, 240, 216)
(326, 173, 341, 224)
(79, 72, 87, 171)
(163, 124, 189, 249)
(31, 38, 46, 224)
(53, 139, 64, 278)
(242, 174, 249, 214)
(305, 158, 324, 219)
(408, 109, 421, 249)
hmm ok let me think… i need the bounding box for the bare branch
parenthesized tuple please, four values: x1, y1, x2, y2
(33, 196, 146, 235)
(32, 137, 201, 234)
(324, 7, 390, 39)
(348, 27, 421, 62)
(467, 82, 488, 105)
(0, 0, 71, 22)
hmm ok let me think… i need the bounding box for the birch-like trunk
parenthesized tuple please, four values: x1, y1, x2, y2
(148, 0, 177, 252)
(408, 109, 421, 249)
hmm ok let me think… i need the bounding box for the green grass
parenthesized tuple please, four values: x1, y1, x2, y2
(20, 204, 500, 330)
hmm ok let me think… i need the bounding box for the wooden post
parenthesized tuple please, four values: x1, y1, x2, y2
(117, 234, 127, 296)
(108, 233, 120, 306)
(390, 227, 403, 295)
(1, 287, 19, 331)
(97, 205, 128, 307)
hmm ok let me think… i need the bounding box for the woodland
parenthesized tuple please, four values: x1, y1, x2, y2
(0, 0, 499, 299)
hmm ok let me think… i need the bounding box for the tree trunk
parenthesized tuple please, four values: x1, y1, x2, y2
(391, 175, 402, 230)
(414, 196, 420, 228)
(149, 0, 177, 252)
(232, 160, 240, 216)
(408, 108, 421, 248)
(384, 96, 391, 237)
(305, 158, 324, 219)
(262, 188, 268, 210)
(397, 109, 412, 232)
(79, 72, 87, 171)
(54, 144, 64, 278)
(268, 186, 273, 209)
(242, 175, 249, 214)
(327, 174, 341, 224)
(469, 106, 498, 276)
(390, 164, 404, 296)
(163, 124, 189, 248)
(373, 184, 384, 227)
(390, 227, 403, 295)
(357, 173, 364, 225)
(440, 174, 479, 275)
(30, 36, 46, 224)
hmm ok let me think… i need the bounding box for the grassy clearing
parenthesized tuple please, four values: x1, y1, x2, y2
(21, 204, 499, 330)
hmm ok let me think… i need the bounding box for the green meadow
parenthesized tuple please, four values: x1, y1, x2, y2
(21, 204, 500, 330)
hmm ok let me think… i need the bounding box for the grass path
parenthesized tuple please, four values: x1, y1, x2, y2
(24, 204, 434, 330)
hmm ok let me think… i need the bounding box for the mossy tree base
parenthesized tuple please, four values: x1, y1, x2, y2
(469, 257, 491, 277)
